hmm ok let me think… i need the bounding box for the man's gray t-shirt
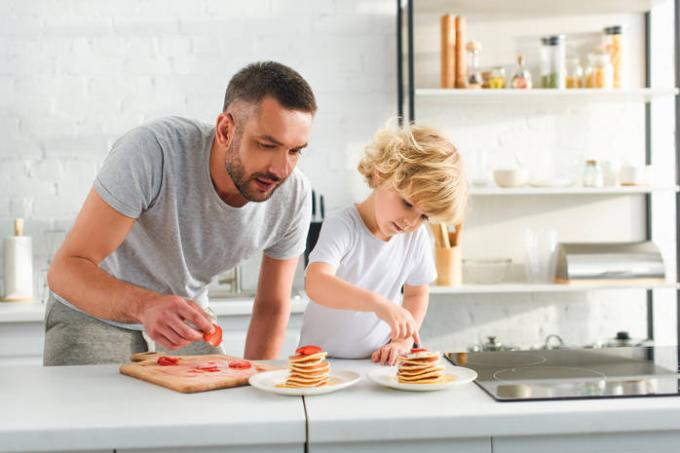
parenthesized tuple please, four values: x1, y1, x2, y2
(53, 116, 311, 330)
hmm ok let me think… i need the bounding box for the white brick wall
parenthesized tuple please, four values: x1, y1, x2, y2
(0, 0, 675, 352)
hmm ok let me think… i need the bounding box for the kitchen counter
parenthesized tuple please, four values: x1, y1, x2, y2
(0, 296, 309, 323)
(0, 363, 306, 453)
(3, 359, 680, 453)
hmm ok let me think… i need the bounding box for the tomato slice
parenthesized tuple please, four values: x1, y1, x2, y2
(203, 323, 223, 347)
(410, 348, 428, 353)
(295, 345, 322, 356)
(228, 360, 252, 370)
(157, 356, 179, 366)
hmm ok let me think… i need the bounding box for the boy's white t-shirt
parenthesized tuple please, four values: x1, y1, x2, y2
(299, 206, 437, 359)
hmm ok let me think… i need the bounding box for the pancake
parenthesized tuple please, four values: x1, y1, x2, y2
(283, 345, 331, 388)
(397, 348, 450, 385)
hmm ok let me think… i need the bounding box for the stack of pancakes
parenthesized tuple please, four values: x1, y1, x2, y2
(397, 349, 448, 384)
(285, 349, 331, 388)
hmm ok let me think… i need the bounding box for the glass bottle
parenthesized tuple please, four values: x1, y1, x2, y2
(583, 160, 604, 187)
(466, 41, 483, 89)
(547, 35, 566, 89)
(511, 55, 532, 89)
(603, 25, 622, 88)
(566, 57, 584, 88)
(540, 37, 551, 88)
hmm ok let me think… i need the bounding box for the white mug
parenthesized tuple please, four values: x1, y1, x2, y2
(620, 165, 646, 186)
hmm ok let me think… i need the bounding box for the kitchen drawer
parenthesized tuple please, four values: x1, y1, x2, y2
(492, 431, 680, 453)
(309, 438, 491, 453)
(120, 445, 302, 453)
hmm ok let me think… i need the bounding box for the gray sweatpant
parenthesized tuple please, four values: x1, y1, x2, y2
(43, 294, 222, 366)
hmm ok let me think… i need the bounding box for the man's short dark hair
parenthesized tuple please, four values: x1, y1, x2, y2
(223, 61, 317, 114)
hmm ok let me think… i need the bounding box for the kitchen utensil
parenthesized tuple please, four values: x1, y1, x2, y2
(3, 218, 34, 302)
(450, 223, 463, 247)
(454, 15, 467, 88)
(440, 14, 455, 88)
(119, 352, 280, 393)
(311, 189, 317, 221)
(249, 369, 360, 396)
(524, 229, 558, 283)
(367, 366, 477, 392)
(594, 331, 654, 348)
(493, 168, 529, 188)
(319, 195, 325, 220)
(468, 336, 519, 352)
(463, 258, 511, 284)
(439, 223, 450, 248)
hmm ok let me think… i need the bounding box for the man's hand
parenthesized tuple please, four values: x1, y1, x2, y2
(139, 295, 214, 350)
(371, 339, 412, 366)
(374, 297, 422, 345)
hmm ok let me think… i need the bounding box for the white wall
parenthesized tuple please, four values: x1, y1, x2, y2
(0, 0, 676, 353)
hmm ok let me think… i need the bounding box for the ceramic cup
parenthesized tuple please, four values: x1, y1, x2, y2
(620, 165, 646, 186)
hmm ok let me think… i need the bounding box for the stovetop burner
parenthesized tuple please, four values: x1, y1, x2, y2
(445, 346, 680, 402)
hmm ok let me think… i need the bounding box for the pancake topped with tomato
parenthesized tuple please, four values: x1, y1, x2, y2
(284, 345, 331, 388)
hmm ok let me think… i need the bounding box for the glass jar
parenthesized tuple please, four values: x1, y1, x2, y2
(583, 160, 604, 187)
(540, 37, 551, 88)
(603, 25, 622, 88)
(511, 55, 532, 89)
(543, 35, 566, 88)
(466, 41, 483, 89)
(566, 57, 584, 88)
(489, 66, 506, 89)
(585, 49, 613, 89)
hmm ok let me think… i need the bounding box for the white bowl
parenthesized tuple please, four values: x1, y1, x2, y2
(494, 169, 528, 188)
(463, 258, 512, 284)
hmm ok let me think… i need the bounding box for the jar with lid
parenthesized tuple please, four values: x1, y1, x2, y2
(542, 35, 566, 88)
(566, 57, 584, 88)
(583, 160, 604, 187)
(489, 66, 506, 89)
(540, 37, 551, 88)
(603, 25, 622, 88)
(585, 49, 613, 89)
(466, 41, 483, 89)
(511, 55, 532, 89)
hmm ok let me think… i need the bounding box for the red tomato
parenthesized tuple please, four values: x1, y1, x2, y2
(157, 356, 179, 366)
(228, 360, 252, 370)
(410, 348, 428, 353)
(295, 345, 322, 356)
(203, 323, 223, 347)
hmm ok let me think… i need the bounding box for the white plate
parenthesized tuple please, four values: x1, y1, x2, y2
(249, 369, 361, 396)
(368, 366, 478, 392)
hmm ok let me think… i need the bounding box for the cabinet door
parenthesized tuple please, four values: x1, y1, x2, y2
(310, 438, 491, 453)
(120, 445, 302, 453)
(493, 431, 680, 453)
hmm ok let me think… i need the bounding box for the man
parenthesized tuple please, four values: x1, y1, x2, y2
(44, 61, 316, 365)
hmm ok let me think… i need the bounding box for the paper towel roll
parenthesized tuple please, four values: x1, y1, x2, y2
(3, 236, 34, 301)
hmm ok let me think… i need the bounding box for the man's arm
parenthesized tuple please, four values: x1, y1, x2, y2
(244, 254, 299, 359)
(48, 188, 213, 350)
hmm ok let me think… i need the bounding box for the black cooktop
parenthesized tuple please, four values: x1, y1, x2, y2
(444, 346, 680, 402)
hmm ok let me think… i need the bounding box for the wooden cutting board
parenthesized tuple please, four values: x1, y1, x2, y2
(119, 352, 280, 393)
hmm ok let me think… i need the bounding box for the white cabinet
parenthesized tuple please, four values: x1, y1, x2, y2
(492, 431, 680, 453)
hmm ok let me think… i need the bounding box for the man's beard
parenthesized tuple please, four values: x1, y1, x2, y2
(225, 138, 285, 202)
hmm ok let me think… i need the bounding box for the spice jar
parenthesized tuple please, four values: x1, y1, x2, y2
(583, 160, 604, 187)
(603, 25, 622, 88)
(466, 41, 483, 89)
(511, 55, 532, 89)
(566, 57, 584, 88)
(489, 66, 506, 89)
(585, 49, 613, 89)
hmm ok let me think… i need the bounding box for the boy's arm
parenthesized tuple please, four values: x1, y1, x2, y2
(305, 262, 419, 342)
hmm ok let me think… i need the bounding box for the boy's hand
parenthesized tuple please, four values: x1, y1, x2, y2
(373, 297, 421, 345)
(371, 339, 411, 366)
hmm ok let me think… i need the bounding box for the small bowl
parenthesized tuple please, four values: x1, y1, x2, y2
(494, 169, 528, 188)
(463, 258, 512, 284)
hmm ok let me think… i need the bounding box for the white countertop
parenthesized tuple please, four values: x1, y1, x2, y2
(3, 359, 680, 452)
(0, 363, 306, 452)
(305, 359, 680, 443)
(0, 295, 308, 323)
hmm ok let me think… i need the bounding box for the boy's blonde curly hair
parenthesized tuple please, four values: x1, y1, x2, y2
(357, 122, 468, 224)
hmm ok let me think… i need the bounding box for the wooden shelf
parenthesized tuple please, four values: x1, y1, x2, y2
(415, 88, 679, 105)
(470, 186, 680, 196)
(414, 0, 670, 16)
(429, 282, 679, 294)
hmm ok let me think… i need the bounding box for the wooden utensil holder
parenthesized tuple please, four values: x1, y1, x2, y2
(435, 246, 462, 286)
